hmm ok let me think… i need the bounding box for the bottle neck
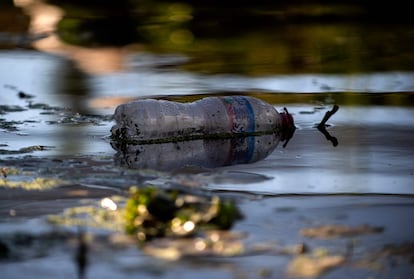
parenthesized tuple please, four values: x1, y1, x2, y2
(280, 108, 296, 148)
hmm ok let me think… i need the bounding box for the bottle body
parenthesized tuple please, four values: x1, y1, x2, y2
(111, 96, 282, 143)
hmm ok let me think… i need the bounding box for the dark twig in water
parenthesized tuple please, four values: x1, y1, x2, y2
(75, 228, 88, 279)
(318, 105, 339, 128)
(317, 105, 339, 147)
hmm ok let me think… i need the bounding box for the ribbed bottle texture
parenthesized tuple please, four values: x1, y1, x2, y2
(111, 96, 284, 143)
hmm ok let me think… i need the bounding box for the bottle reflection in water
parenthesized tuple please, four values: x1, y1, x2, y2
(111, 134, 281, 171)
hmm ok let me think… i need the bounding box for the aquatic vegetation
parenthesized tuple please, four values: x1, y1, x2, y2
(142, 230, 245, 260)
(0, 167, 19, 178)
(124, 186, 243, 242)
(287, 249, 345, 278)
(0, 105, 26, 114)
(352, 242, 414, 271)
(301, 224, 384, 239)
(48, 203, 125, 230)
(48, 185, 242, 242)
(0, 165, 67, 190)
(0, 176, 64, 190)
(0, 145, 54, 155)
(48, 186, 245, 261)
(0, 119, 22, 132)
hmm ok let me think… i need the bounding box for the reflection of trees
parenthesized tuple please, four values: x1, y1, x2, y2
(48, 0, 414, 74)
(14, 0, 132, 74)
(49, 0, 137, 46)
(0, 1, 30, 48)
(12, 0, 414, 75)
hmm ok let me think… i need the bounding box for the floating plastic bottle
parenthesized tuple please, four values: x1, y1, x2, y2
(111, 95, 295, 170)
(111, 95, 295, 145)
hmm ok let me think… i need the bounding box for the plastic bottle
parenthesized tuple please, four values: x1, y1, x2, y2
(111, 95, 295, 145)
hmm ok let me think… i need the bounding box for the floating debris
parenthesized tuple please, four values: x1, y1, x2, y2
(0, 105, 26, 114)
(47, 198, 126, 230)
(124, 186, 243, 242)
(4, 85, 35, 99)
(27, 102, 59, 110)
(101, 197, 118, 211)
(143, 230, 245, 260)
(0, 177, 64, 190)
(0, 145, 54, 155)
(301, 224, 384, 239)
(315, 104, 339, 147)
(48, 185, 243, 247)
(0, 166, 64, 190)
(353, 242, 414, 271)
(0, 119, 23, 131)
(18, 91, 35, 99)
(1, 167, 19, 178)
(111, 96, 295, 147)
(287, 249, 345, 278)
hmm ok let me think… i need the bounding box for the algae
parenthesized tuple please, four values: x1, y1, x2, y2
(48, 186, 242, 245)
(0, 177, 64, 190)
(300, 224, 384, 239)
(0, 165, 65, 190)
(287, 250, 346, 278)
(124, 186, 243, 242)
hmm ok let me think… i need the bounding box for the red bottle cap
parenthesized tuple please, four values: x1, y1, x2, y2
(280, 107, 296, 148)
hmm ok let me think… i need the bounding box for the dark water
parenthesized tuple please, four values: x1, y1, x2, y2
(1, 1, 414, 278)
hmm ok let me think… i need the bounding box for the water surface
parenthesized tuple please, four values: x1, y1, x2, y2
(1, 1, 414, 278)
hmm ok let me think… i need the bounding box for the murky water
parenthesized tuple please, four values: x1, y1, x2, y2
(1, 1, 414, 278)
(2, 50, 413, 195)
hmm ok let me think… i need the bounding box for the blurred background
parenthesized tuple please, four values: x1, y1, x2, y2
(2, 0, 414, 103)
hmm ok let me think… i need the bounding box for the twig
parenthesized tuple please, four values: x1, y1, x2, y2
(317, 105, 339, 147)
(318, 104, 339, 129)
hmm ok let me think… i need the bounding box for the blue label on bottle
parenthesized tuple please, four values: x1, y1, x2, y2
(222, 96, 256, 133)
(222, 96, 256, 163)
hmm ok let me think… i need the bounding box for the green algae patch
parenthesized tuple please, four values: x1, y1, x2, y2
(0, 165, 66, 190)
(47, 185, 243, 257)
(124, 186, 243, 242)
(48, 202, 125, 231)
(0, 177, 65, 190)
